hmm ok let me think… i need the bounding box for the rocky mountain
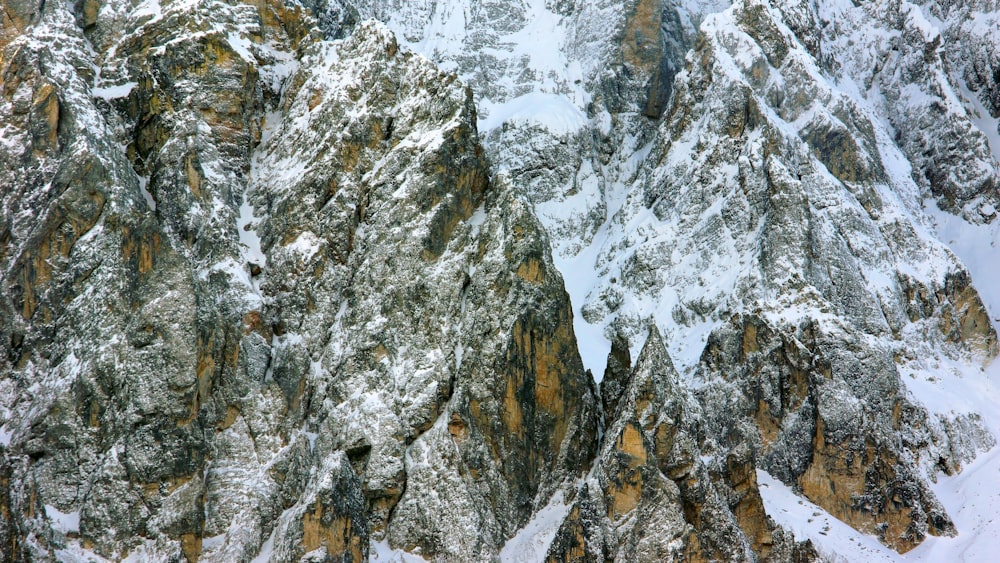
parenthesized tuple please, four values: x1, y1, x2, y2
(1, 0, 999, 561)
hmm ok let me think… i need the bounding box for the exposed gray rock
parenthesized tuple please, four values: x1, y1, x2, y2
(2, 0, 1000, 561)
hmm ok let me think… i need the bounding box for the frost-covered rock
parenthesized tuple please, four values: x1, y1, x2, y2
(250, 22, 599, 560)
(3, 0, 1000, 560)
(563, 0, 998, 552)
(0, 1, 598, 560)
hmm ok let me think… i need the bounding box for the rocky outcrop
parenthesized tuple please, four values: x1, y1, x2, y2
(0, 1, 602, 559)
(698, 314, 974, 552)
(792, 0, 1000, 219)
(0, 0, 306, 557)
(596, 329, 754, 561)
(541, 328, 818, 562)
(568, 0, 998, 555)
(250, 24, 599, 560)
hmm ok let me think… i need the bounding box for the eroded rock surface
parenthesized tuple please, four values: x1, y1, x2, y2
(2, 0, 1000, 561)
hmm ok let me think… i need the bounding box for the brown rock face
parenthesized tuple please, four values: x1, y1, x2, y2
(605, 422, 648, 519)
(722, 448, 774, 558)
(0, 0, 326, 559)
(799, 415, 954, 553)
(701, 314, 963, 553)
(300, 499, 365, 560)
(532, 326, 821, 563)
(939, 271, 998, 358)
(620, 0, 675, 119)
(585, 328, 814, 562)
(484, 307, 591, 505)
(243, 21, 600, 562)
(3, 0, 998, 560)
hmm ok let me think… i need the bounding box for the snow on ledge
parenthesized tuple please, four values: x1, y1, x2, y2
(756, 470, 902, 562)
(92, 82, 137, 100)
(479, 93, 587, 136)
(370, 539, 429, 562)
(498, 491, 570, 562)
(760, 452, 1000, 563)
(44, 504, 80, 534)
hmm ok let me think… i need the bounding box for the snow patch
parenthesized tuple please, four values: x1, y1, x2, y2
(54, 544, 113, 563)
(92, 82, 137, 100)
(757, 470, 902, 562)
(552, 242, 611, 380)
(237, 196, 266, 268)
(0, 425, 13, 446)
(227, 32, 254, 63)
(250, 527, 277, 563)
(45, 504, 80, 534)
(370, 539, 429, 562)
(137, 175, 155, 211)
(283, 231, 322, 261)
(201, 533, 226, 550)
(498, 491, 571, 562)
(958, 78, 1000, 164)
(927, 202, 1000, 339)
(479, 92, 587, 136)
(908, 444, 1000, 561)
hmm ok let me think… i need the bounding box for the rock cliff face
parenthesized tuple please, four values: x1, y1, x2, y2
(1, 0, 999, 561)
